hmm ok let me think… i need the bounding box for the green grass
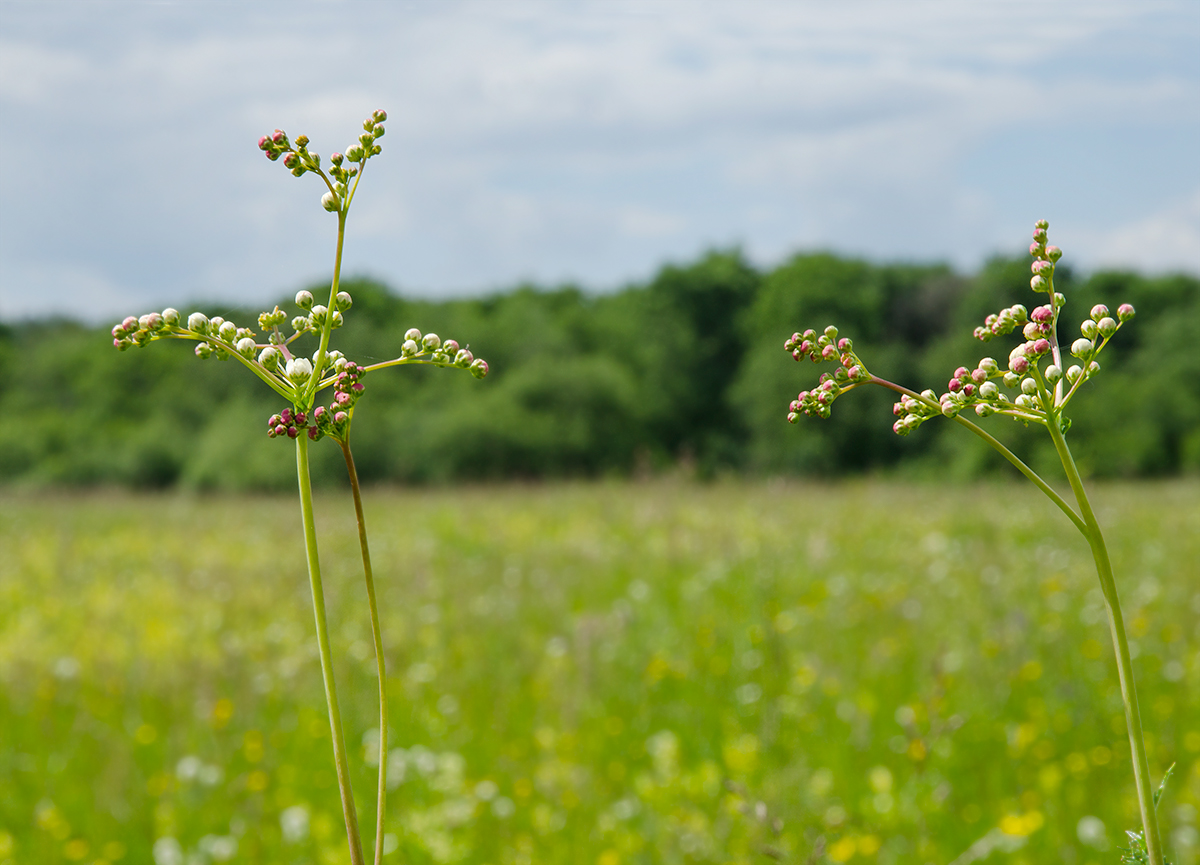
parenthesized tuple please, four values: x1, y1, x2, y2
(1, 480, 1197, 865)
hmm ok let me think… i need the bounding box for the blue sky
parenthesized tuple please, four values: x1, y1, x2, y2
(1, 0, 1197, 321)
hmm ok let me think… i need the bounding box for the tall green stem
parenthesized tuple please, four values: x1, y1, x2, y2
(297, 433, 366, 865)
(1046, 420, 1163, 863)
(340, 438, 389, 865)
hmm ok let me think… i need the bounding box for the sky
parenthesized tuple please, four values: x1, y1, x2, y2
(0, 0, 1197, 322)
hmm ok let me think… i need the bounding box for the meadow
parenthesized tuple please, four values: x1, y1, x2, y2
(1, 480, 1197, 865)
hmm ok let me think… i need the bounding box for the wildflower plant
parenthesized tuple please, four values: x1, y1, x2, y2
(781, 221, 1170, 863)
(113, 110, 488, 865)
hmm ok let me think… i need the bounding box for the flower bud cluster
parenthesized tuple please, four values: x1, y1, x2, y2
(258, 129, 324, 179)
(935, 358, 1019, 422)
(973, 303, 1029, 342)
(323, 110, 388, 212)
(290, 290, 346, 335)
(185, 313, 257, 361)
(1028, 219, 1063, 288)
(266, 407, 311, 440)
(398, 327, 490, 379)
(891, 389, 941, 436)
(112, 308, 179, 350)
(783, 326, 869, 422)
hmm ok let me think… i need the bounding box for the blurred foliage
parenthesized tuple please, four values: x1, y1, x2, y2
(0, 251, 1196, 489)
(1, 482, 1197, 863)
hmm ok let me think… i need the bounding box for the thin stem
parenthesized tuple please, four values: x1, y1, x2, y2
(340, 438, 389, 865)
(297, 434, 366, 865)
(1046, 420, 1163, 863)
(307, 210, 347, 404)
(868, 376, 1086, 534)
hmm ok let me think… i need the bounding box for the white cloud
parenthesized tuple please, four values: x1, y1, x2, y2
(0, 0, 1196, 320)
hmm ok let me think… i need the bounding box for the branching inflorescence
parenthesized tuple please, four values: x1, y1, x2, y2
(114, 110, 485, 865)
(782, 220, 1170, 865)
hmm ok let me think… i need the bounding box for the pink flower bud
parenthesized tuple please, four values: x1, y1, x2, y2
(1032, 338, 1051, 355)
(1010, 356, 1029, 374)
(1046, 246, 1062, 262)
(791, 400, 803, 413)
(280, 408, 293, 424)
(1031, 260, 1052, 274)
(334, 411, 348, 424)
(1032, 227, 1047, 243)
(308, 427, 318, 440)
(1117, 303, 1135, 321)
(1035, 219, 1048, 230)
(970, 369, 987, 384)
(847, 365, 862, 380)
(963, 383, 976, 397)
(948, 379, 962, 393)
(287, 426, 299, 438)
(821, 345, 837, 361)
(792, 349, 803, 362)
(1029, 242, 1044, 256)
(258, 136, 270, 150)
(272, 130, 285, 144)
(953, 367, 969, 381)
(1030, 275, 1048, 291)
(893, 402, 905, 416)
(1090, 304, 1109, 321)
(274, 424, 287, 437)
(837, 337, 852, 351)
(1031, 305, 1052, 323)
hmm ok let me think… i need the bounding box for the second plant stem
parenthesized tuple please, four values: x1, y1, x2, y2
(297, 433, 366, 865)
(1047, 419, 1163, 863)
(340, 437, 390, 865)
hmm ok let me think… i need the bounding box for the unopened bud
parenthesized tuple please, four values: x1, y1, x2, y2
(195, 342, 214, 359)
(1010, 304, 1028, 323)
(975, 404, 994, 417)
(979, 381, 998, 399)
(1010, 356, 1029, 374)
(1070, 338, 1094, 357)
(1080, 319, 1099, 340)
(259, 346, 281, 370)
(321, 191, 339, 212)
(1090, 304, 1109, 321)
(821, 345, 838, 361)
(470, 358, 489, 379)
(292, 316, 309, 332)
(1003, 372, 1020, 388)
(1046, 246, 1062, 262)
(979, 357, 998, 375)
(1097, 317, 1117, 338)
(162, 308, 180, 327)
(1044, 365, 1062, 383)
(1023, 322, 1041, 340)
(296, 290, 314, 310)
(1031, 339, 1050, 356)
(218, 321, 238, 342)
(1066, 365, 1083, 383)
(1015, 394, 1035, 410)
(422, 333, 441, 351)
(823, 325, 838, 340)
(286, 357, 313, 382)
(455, 348, 474, 367)
(442, 339, 459, 355)
(1030, 275, 1048, 292)
(402, 339, 419, 356)
(236, 337, 256, 358)
(188, 312, 209, 333)
(335, 291, 353, 311)
(1117, 303, 1135, 321)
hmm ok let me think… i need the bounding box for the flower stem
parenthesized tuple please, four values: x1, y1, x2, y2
(868, 376, 1086, 533)
(297, 433, 366, 865)
(1046, 420, 1163, 863)
(339, 438, 389, 865)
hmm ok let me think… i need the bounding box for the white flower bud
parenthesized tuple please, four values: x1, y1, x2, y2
(1030, 275, 1048, 291)
(1066, 365, 1083, 383)
(979, 381, 998, 399)
(218, 321, 238, 342)
(1002, 372, 1020, 388)
(236, 337, 257, 358)
(422, 333, 441, 351)
(321, 191, 339, 212)
(404, 327, 422, 342)
(311, 305, 328, 326)
(162, 308, 180, 327)
(1080, 319, 1099, 340)
(1044, 365, 1062, 383)
(335, 291, 353, 311)
(286, 357, 313, 383)
(187, 312, 209, 333)
(292, 316, 309, 332)
(258, 346, 281, 370)
(330, 310, 343, 328)
(402, 339, 419, 356)
(295, 290, 314, 310)
(1097, 317, 1117, 338)
(1071, 338, 1094, 358)
(1021, 377, 1037, 395)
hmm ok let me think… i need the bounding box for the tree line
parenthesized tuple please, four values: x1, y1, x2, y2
(1, 250, 1196, 489)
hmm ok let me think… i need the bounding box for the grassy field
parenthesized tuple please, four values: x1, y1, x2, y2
(1, 480, 1198, 865)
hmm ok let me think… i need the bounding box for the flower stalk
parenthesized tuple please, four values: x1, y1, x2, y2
(781, 220, 1165, 862)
